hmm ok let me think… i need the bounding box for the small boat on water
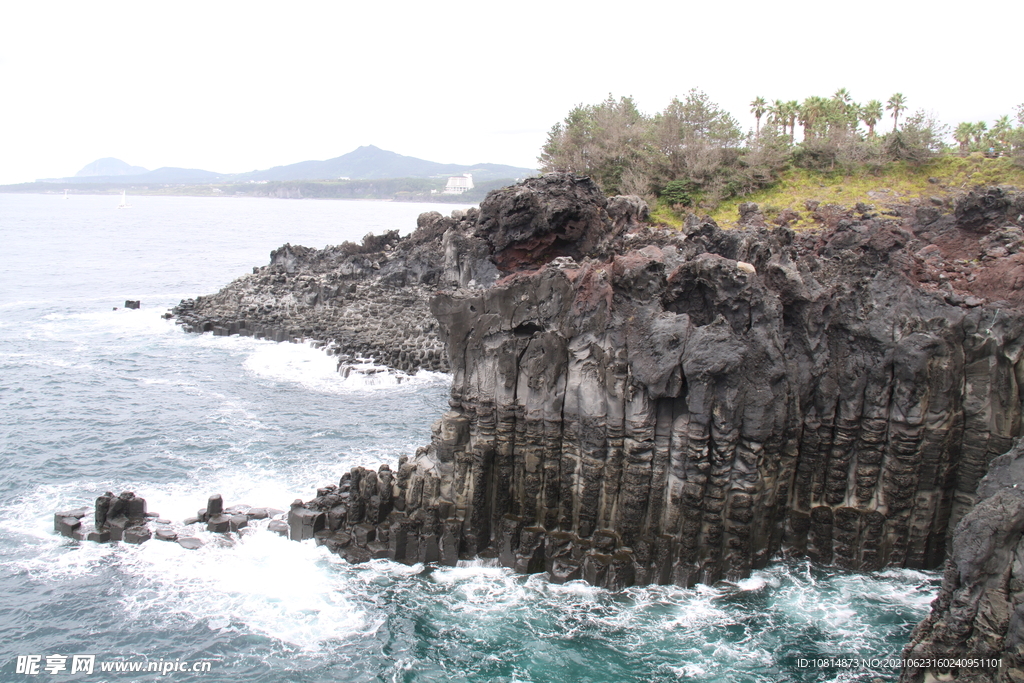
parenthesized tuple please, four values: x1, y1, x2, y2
(64, 189, 69, 200)
(117, 190, 131, 209)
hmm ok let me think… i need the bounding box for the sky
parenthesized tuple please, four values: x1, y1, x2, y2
(0, 0, 1021, 185)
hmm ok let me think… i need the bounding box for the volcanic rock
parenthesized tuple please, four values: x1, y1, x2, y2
(288, 177, 1024, 594)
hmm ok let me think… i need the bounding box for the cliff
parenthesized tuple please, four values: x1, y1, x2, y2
(177, 174, 1024, 675)
(900, 440, 1024, 681)
(261, 176, 1024, 584)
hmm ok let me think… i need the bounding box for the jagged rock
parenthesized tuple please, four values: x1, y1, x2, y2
(54, 515, 82, 538)
(169, 217, 467, 373)
(737, 202, 766, 227)
(288, 500, 325, 541)
(285, 179, 1024, 602)
(54, 508, 90, 538)
(955, 187, 1024, 233)
(180, 176, 1024, 666)
(124, 300, 140, 309)
(476, 173, 612, 272)
(900, 439, 1024, 682)
(606, 195, 650, 233)
(57, 492, 153, 543)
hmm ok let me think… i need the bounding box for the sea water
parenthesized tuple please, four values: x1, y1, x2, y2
(0, 193, 940, 682)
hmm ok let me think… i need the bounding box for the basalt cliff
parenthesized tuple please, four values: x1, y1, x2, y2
(175, 174, 1024, 677)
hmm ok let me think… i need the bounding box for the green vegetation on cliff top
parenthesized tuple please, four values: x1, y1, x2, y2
(705, 155, 1024, 229)
(541, 90, 1024, 230)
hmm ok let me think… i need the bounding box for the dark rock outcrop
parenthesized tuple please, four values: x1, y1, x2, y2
(900, 440, 1024, 682)
(55, 491, 156, 544)
(170, 175, 649, 379)
(170, 217, 474, 374)
(475, 174, 617, 271)
(54, 492, 284, 549)
(172, 173, 1024, 667)
(290, 176, 1024, 594)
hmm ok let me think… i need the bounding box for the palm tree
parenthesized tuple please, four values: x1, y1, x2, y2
(786, 100, 799, 139)
(831, 89, 856, 130)
(769, 99, 788, 137)
(992, 115, 1012, 150)
(861, 100, 883, 137)
(971, 121, 988, 148)
(800, 96, 830, 140)
(750, 97, 767, 137)
(887, 93, 907, 132)
(954, 122, 973, 155)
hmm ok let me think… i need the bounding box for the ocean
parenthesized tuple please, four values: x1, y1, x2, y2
(0, 192, 940, 682)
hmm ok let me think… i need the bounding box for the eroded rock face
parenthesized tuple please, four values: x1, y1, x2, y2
(170, 174, 639, 377)
(476, 174, 613, 272)
(297, 176, 1024, 593)
(170, 216, 475, 374)
(900, 440, 1024, 682)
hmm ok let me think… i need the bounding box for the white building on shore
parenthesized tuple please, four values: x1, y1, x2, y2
(443, 174, 474, 195)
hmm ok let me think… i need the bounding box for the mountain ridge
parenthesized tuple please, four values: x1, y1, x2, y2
(75, 157, 149, 177)
(41, 146, 536, 185)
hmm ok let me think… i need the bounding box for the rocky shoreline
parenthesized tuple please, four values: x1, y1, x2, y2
(158, 174, 1024, 678)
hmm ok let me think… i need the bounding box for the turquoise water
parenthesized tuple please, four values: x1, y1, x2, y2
(0, 193, 939, 682)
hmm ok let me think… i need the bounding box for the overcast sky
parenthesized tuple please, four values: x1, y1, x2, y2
(1, 0, 1020, 185)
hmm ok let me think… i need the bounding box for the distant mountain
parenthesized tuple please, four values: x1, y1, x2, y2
(127, 167, 224, 183)
(38, 146, 535, 185)
(75, 158, 149, 177)
(232, 145, 535, 183)
(41, 166, 226, 185)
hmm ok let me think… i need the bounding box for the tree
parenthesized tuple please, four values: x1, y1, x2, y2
(785, 100, 800, 139)
(538, 95, 650, 194)
(971, 121, 988, 147)
(954, 122, 974, 155)
(768, 99, 789, 137)
(648, 89, 743, 192)
(887, 93, 907, 132)
(799, 96, 828, 140)
(831, 88, 859, 132)
(833, 88, 853, 107)
(861, 100, 883, 137)
(886, 110, 948, 163)
(992, 115, 1012, 151)
(750, 96, 767, 137)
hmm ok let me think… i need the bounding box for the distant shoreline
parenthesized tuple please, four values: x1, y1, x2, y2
(0, 178, 514, 203)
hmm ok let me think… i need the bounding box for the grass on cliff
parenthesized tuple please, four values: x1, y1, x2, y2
(650, 155, 1024, 231)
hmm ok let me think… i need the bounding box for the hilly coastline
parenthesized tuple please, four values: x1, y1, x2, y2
(24, 145, 535, 188)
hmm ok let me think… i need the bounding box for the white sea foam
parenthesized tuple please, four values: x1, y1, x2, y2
(28, 306, 180, 340)
(734, 576, 768, 591)
(0, 479, 377, 650)
(242, 340, 449, 394)
(120, 529, 373, 649)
